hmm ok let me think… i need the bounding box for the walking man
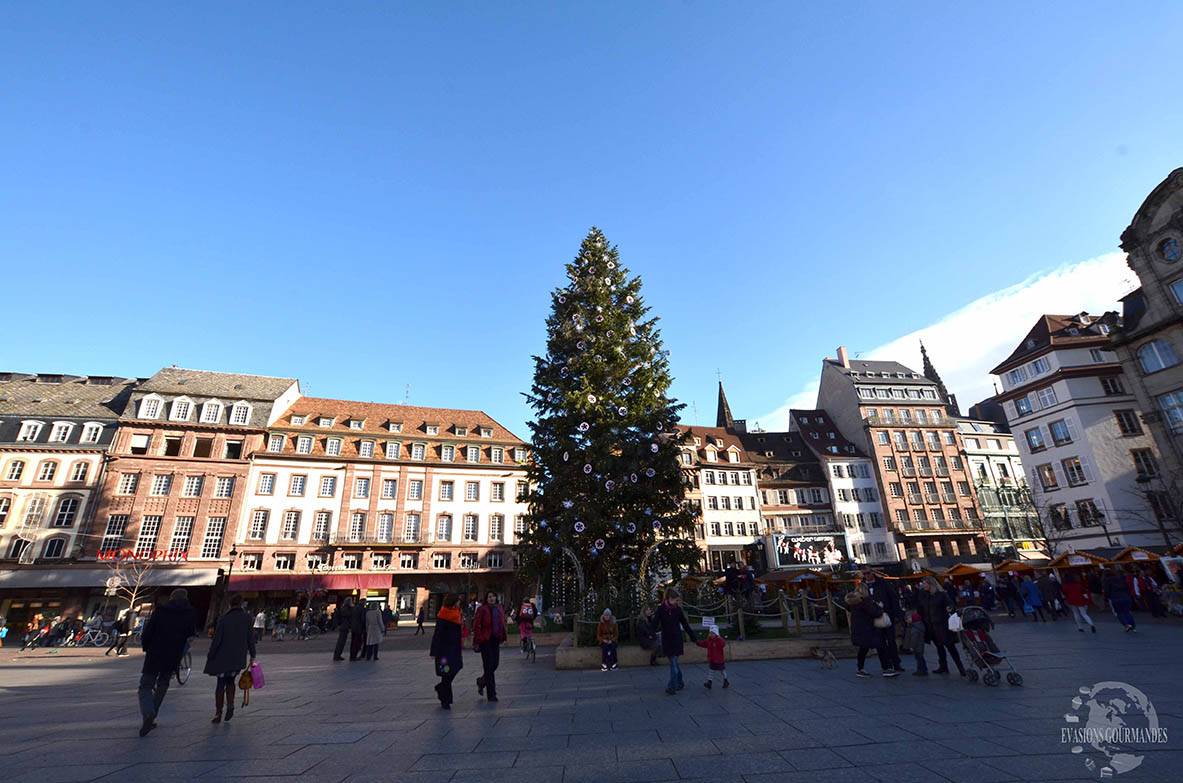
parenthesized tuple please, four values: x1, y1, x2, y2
(349, 599, 367, 661)
(333, 597, 353, 661)
(106, 610, 131, 656)
(415, 604, 427, 636)
(473, 591, 507, 702)
(138, 589, 197, 737)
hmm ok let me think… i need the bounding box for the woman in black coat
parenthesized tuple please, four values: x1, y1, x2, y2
(429, 593, 464, 709)
(653, 588, 697, 695)
(204, 598, 256, 723)
(845, 583, 894, 678)
(917, 576, 964, 676)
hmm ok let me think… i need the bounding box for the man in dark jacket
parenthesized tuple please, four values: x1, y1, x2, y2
(138, 589, 197, 737)
(863, 571, 903, 672)
(333, 598, 353, 661)
(724, 564, 740, 597)
(349, 599, 368, 661)
(1103, 568, 1137, 632)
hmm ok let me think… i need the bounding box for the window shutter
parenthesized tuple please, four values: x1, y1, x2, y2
(1079, 456, 1095, 483)
(1065, 417, 1079, 441)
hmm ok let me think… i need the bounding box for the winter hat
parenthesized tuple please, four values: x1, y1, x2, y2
(602, 609, 612, 618)
(709, 625, 720, 636)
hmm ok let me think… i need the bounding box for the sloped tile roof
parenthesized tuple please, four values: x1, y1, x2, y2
(138, 367, 298, 401)
(0, 374, 139, 419)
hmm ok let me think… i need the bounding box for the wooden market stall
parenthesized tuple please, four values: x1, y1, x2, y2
(1109, 546, 1161, 565)
(1046, 551, 1110, 570)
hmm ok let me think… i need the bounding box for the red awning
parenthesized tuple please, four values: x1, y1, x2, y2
(228, 574, 392, 592)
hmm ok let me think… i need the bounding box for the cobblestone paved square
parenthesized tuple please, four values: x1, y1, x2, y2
(2, 614, 1180, 782)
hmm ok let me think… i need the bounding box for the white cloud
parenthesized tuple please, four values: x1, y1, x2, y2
(757, 252, 1136, 430)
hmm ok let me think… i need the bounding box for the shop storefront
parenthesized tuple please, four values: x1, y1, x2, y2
(0, 566, 221, 638)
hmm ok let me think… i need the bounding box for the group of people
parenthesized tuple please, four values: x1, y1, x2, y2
(134, 589, 256, 737)
(329, 598, 389, 662)
(429, 591, 511, 708)
(846, 565, 1172, 679)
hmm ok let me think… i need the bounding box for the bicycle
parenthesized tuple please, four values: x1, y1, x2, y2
(77, 628, 110, 647)
(175, 639, 193, 686)
(520, 628, 537, 663)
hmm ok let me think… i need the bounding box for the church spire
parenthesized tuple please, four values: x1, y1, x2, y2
(716, 380, 735, 430)
(920, 341, 961, 417)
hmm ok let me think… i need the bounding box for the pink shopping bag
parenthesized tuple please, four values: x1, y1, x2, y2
(249, 661, 264, 689)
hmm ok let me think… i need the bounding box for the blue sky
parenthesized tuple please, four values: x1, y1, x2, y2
(2, 2, 1181, 437)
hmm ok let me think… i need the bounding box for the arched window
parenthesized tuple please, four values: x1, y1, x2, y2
(53, 496, 81, 527)
(0, 495, 10, 525)
(5, 460, 24, 481)
(43, 537, 67, 559)
(1138, 340, 1180, 375)
(36, 461, 59, 482)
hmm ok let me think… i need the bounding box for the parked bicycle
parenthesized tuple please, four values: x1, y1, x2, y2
(70, 628, 110, 647)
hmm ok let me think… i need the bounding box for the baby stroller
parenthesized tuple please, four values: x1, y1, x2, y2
(956, 606, 1023, 687)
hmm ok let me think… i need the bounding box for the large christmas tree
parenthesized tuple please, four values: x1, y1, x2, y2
(517, 227, 700, 596)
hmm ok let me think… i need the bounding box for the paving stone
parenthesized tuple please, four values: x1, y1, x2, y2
(514, 747, 616, 768)
(561, 759, 680, 782)
(567, 729, 658, 748)
(5, 764, 135, 783)
(276, 731, 370, 745)
(675, 751, 791, 777)
(777, 747, 853, 770)
(920, 757, 1021, 782)
(410, 750, 517, 770)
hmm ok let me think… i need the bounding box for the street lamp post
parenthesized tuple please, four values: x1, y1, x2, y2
(219, 545, 240, 617)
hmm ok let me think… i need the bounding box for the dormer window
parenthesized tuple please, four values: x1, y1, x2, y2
(170, 397, 193, 422)
(388, 422, 402, 433)
(318, 417, 334, 428)
(426, 425, 440, 436)
(441, 445, 455, 462)
(49, 422, 74, 442)
(81, 422, 103, 443)
(349, 420, 364, 430)
(480, 427, 492, 438)
(291, 415, 307, 426)
(693, 438, 702, 446)
(140, 395, 163, 419)
(229, 402, 251, 426)
(466, 446, 480, 462)
(411, 443, 426, 460)
(359, 441, 375, 458)
(1026, 339, 1036, 349)
(326, 438, 342, 456)
(17, 421, 43, 441)
(455, 427, 468, 437)
(38, 375, 63, 384)
(706, 449, 717, 463)
(200, 400, 223, 423)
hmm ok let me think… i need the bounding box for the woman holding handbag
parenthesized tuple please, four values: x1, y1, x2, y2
(918, 576, 965, 676)
(204, 596, 257, 723)
(430, 594, 465, 709)
(845, 582, 897, 679)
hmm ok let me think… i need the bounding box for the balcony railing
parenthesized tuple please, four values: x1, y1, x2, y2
(894, 442, 910, 452)
(935, 467, 950, 476)
(865, 416, 950, 428)
(918, 467, 933, 477)
(907, 493, 923, 504)
(941, 492, 957, 503)
(900, 467, 917, 477)
(924, 492, 940, 504)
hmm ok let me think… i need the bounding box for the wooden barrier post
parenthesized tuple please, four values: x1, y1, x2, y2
(779, 590, 789, 632)
(826, 587, 838, 631)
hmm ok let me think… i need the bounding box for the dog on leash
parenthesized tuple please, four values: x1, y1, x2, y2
(811, 647, 838, 670)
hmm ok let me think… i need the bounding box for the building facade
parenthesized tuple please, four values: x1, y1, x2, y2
(0, 373, 137, 626)
(991, 313, 1170, 551)
(676, 425, 763, 572)
(790, 409, 897, 566)
(956, 417, 1044, 560)
(85, 368, 301, 624)
(235, 398, 530, 618)
(817, 347, 989, 566)
(1110, 168, 1183, 530)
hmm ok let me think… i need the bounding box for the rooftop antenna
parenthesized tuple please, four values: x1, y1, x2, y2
(692, 400, 699, 426)
(404, 383, 411, 405)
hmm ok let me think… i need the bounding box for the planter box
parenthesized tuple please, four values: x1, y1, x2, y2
(553, 633, 856, 670)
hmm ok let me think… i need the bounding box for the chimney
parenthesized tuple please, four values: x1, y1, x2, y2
(836, 346, 850, 369)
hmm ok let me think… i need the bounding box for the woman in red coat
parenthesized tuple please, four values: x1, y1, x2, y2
(1061, 572, 1096, 634)
(472, 591, 507, 702)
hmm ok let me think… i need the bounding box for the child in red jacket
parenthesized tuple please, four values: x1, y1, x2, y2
(696, 625, 728, 689)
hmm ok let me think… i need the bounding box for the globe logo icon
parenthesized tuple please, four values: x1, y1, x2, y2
(1063, 682, 1165, 778)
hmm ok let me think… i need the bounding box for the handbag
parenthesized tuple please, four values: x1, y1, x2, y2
(873, 612, 892, 629)
(947, 613, 963, 633)
(238, 670, 254, 706)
